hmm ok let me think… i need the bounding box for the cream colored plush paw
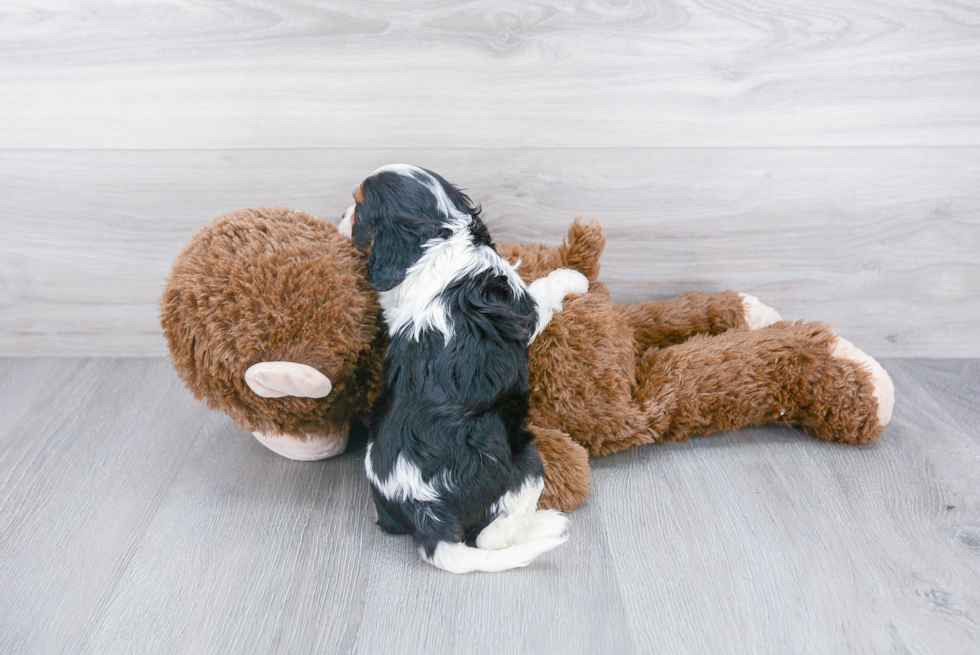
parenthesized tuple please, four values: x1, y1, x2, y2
(252, 431, 349, 461)
(739, 293, 782, 330)
(527, 268, 589, 342)
(547, 267, 590, 299)
(830, 336, 895, 426)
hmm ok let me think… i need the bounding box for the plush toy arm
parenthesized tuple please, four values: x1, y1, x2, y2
(529, 425, 593, 512)
(527, 268, 590, 342)
(619, 290, 781, 351)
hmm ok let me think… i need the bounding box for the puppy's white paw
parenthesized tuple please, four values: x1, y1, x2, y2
(739, 293, 782, 330)
(830, 336, 895, 426)
(516, 510, 570, 545)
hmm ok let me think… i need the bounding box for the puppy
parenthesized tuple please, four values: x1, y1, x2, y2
(347, 164, 588, 573)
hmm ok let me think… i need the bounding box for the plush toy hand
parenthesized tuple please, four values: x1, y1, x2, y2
(244, 362, 333, 398)
(738, 293, 783, 330)
(527, 268, 590, 342)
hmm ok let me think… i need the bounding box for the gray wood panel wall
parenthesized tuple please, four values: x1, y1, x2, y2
(2, 1, 979, 356)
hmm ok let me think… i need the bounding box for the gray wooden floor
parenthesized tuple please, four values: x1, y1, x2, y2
(1, 357, 978, 655)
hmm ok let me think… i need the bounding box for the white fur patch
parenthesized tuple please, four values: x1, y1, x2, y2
(337, 204, 354, 238)
(477, 477, 545, 550)
(423, 523, 568, 574)
(371, 164, 590, 345)
(372, 164, 462, 220)
(376, 214, 527, 343)
(364, 443, 442, 503)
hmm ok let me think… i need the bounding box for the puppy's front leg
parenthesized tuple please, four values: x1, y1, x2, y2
(527, 268, 589, 342)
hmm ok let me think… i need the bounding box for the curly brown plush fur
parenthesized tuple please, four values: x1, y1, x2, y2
(161, 208, 892, 513)
(161, 207, 385, 440)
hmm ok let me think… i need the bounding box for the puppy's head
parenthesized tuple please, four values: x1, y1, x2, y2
(347, 164, 485, 291)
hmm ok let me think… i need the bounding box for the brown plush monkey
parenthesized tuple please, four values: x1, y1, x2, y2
(161, 207, 894, 512)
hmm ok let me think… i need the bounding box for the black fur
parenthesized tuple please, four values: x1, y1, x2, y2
(354, 166, 544, 557)
(353, 167, 489, 291)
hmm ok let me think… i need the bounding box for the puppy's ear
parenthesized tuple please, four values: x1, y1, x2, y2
(366, 217, 427, 292)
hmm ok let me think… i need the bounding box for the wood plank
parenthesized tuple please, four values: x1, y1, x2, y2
(2, 148, 978, 356)
(78, 421, 378, 655)
(353, 494, 634, 655)
(1, 1, 979, 148)
(0, 359, 213, 654)
(593, 357, 980, 653)
(2, 357, 979, 653)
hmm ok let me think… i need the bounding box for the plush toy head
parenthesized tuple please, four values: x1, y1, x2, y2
(160, 207, 385, 448)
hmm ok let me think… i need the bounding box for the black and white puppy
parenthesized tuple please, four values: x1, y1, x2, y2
(344, 164, 588, 573)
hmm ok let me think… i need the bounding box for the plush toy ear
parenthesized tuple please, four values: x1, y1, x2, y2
(244, 362, 332, 398)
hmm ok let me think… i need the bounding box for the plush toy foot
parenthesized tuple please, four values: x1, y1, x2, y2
(830, 336, 895, 427)
(529, 425, 592, 512)
(739, 293, 782, 330)
(790, 326, 895, 443)
(252, 431, 349, 461)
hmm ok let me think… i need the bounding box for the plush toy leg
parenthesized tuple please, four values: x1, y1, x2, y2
(529, 425, 593, 512)
(620, 290, 775, 351)
(251, 430, 349, 461)
(634, 321, 894, 445)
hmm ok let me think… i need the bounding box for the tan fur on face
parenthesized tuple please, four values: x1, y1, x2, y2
(160, 207, 385, 439)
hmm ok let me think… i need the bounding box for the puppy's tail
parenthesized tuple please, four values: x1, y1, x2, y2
(422, 510, 569, 574)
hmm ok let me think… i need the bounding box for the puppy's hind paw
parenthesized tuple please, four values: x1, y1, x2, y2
(516, 509, 570, 545)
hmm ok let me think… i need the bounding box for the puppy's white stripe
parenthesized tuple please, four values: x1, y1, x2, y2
(372, 164, 464, 221)
(377, 213, 527, 343)
(364, 443, 440, 503)
(371, 164, 588, 346)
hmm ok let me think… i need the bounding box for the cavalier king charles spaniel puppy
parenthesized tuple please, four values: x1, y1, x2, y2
(343, 164, 588, 573)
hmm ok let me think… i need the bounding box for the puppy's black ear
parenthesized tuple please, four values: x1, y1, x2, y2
(366, 218, 427, 292)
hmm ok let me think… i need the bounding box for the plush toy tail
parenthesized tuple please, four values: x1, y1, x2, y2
(422, 511, 569, 574)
